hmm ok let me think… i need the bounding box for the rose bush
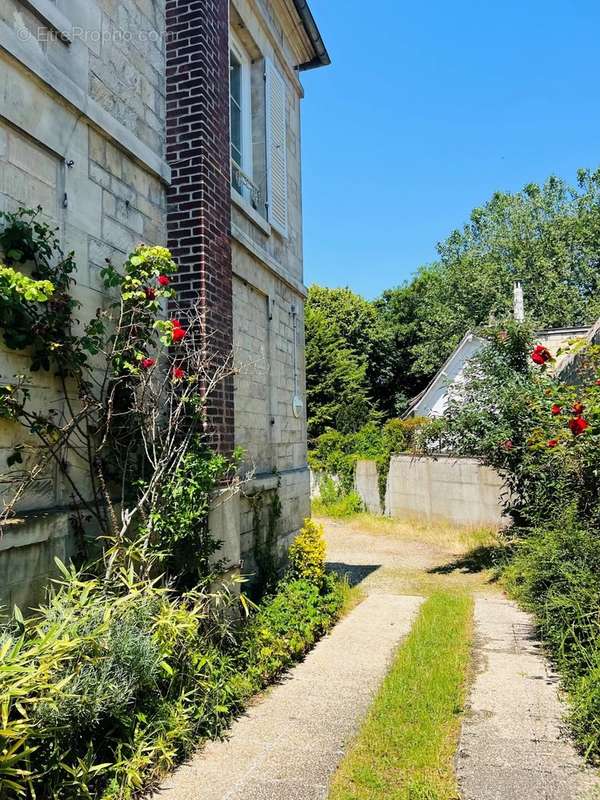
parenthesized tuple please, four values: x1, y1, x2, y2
(421, 322, 600, 759)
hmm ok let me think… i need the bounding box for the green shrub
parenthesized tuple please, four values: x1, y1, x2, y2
(0, 562, 346, 799)
(149, 441, 241, 589)
(382, 416, 429, 454)
(310, 418, 431, 515)
(312, 490, 364, 518)
(237, 574, 345, 691)
(504, 521, 600, 678)
(571, 660, 600, 760)
(288, 518, 327, 584)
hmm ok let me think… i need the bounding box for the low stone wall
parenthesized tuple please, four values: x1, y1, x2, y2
(1, 486, 247, 616)
(385, 455, 508, 528)
(0, 512, 76, 613)
(309, 470, 341, 500)
(354, 460, 382, 514)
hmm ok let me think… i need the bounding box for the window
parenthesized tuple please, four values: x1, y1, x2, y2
(229, 31, 289, 235)
(229, 35, 253, 202)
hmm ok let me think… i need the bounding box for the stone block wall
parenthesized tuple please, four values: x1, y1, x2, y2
(232, 246, 310, 577)
(0, 0, 169, 610)
(228, 0, 312, 577)
(230, 0, 305, 284)
(355, 460, 382, 515)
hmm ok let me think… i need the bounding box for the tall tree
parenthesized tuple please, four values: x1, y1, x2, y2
(383, 169, 600, 389)
(305, 297, 372, 439)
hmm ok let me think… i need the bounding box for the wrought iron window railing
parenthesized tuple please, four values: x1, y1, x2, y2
(231, 160, 261, 209)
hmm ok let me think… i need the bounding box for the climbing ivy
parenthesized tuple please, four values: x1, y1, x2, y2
(247, 473, 282, 597)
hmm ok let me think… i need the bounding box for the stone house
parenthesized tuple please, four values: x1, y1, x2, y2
(0, 0, 328, 608)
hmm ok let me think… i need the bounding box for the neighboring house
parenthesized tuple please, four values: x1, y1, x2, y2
(555, 319, 600, 385)
(407, 326, 591, 419)
(0, 0, 327, 607)
(405, 333, 488, 418)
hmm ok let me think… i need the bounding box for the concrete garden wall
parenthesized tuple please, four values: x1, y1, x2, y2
(355, 455, 508, 529)
(354, 460, 382, 514)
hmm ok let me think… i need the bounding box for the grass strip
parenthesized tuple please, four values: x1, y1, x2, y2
(329, 592, 473, 800)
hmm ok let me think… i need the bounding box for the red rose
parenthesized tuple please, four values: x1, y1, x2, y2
(172, 325, 186, 343)
(547, 439, 558, 448)
(171, 319, 181, 328)
(501, 439, 513, 451)
(596, 379, 600, 386)
(551, 404, 562, 415)
(145, 287, 156, 301)
(531, 344, 552, 365)
(158, 275, 170, 287)
(141, 357, 156, 369)
(571, 402, 585, 416)
(172, 366, 185, 380)
(568, 417, 589, 436)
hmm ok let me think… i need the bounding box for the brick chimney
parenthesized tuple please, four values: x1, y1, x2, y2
(165, 0, 234, 453)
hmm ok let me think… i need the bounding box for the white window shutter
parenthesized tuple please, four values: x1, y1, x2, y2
(265, 58, 288, 237)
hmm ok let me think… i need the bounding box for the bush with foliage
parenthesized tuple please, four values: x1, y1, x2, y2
(149, 442, 242, 589)
(309, 417, 429, 514)
(422, 322, 600, 759)
(504, 518, 600, 759)
(0, 558, 347, 798)
(288, 518, 327, 584)
(421, 323, 600, 530)
(311, 484, 364, 519)
(236, 573, 345, 692)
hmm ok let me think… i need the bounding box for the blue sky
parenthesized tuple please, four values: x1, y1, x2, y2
(300, 0, 600, 299)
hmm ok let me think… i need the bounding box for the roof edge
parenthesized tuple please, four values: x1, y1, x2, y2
(291, 0, 330, 70)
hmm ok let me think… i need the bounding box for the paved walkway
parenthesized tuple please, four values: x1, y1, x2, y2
(458, 596, 600, 800)
(158, 519, 599, 800)
(157, 593, 423, 800)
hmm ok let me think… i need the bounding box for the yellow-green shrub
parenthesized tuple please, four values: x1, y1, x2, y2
(288, 518, 326, 584)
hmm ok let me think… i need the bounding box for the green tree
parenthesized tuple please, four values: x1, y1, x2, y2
(305, 298, 371, 439)
(306, 285, 401, 422)
(383, 169, 600, 395)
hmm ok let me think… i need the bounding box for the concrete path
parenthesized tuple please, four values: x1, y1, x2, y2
(157, 593, 423, 800)
(457, 595, 600, 800)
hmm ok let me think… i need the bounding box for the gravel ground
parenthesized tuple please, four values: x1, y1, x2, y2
(322, 516, 501, 597)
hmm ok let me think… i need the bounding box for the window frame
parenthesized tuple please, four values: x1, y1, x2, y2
(229, 31, 253, 191)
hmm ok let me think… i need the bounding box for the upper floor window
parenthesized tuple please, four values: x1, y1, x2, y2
(229, 35, 254, 202)
(229, 30, 289, 237)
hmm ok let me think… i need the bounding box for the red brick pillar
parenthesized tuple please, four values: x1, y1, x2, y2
(165, 0, 234, 453)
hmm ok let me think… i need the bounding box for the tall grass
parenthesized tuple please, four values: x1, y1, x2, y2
(329, 592, 473, 800)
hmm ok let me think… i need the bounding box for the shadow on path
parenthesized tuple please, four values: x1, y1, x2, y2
(428, 545, 506, 578)
(327, 561, 381, 588)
